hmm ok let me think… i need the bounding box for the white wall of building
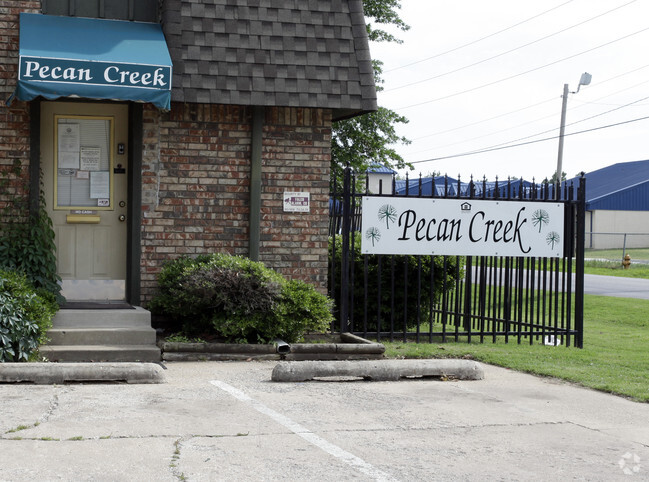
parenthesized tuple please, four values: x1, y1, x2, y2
(586, 210, 649, 249)
(366, 173, 393, 194)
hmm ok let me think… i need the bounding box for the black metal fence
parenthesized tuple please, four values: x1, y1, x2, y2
(329, 170, 585, 347)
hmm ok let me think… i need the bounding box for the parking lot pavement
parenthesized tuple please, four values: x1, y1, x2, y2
(1, 361, 648, 481)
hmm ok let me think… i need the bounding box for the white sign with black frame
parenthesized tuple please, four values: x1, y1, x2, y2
(361, 197, 564, 258)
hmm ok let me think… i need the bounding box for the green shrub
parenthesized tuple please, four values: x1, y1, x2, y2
(329, 233, 464, 333)
(149, 254, 333, 343)
(0, 163, 64, 304)
(0, 268, 58, 362)
(272, 279, 334, 342)
(164, 333, 206, 344)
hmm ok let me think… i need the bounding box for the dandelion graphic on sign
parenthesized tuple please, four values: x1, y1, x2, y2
(531, 209, 550, 232)
(365, 227, 381, 247)
(546, 231, 560, 249)
(377, 204, 397, 229)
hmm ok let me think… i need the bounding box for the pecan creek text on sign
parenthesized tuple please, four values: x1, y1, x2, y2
(19, 57, 171, 90)
(397, 206, 530, 252)
(360, 197, 564, 257)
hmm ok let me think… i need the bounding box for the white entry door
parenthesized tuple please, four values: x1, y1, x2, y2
(41, 101, 129, 301)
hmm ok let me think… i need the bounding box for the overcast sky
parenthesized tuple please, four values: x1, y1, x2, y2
(369, 0, 649, 182)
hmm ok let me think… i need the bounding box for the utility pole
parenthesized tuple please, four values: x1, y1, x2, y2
(556, 83, 569, 184)
(555, 72, 592, 193)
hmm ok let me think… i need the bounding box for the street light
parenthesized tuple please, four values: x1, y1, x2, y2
(556, 72, 592, 185)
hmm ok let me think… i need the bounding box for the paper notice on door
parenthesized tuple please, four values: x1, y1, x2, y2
(58, 123, 80, 169)
(90, 171, 110, 199)
(80, 147, 101, 171)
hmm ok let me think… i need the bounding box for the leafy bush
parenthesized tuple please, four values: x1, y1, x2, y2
(164, 333, 206, 344)
(0, 162, 64, 304)
(149, 254, 333, 343)
(271, 279, 334, 341)
(0, 268, 58, 362)
(329, 233, 464, 333)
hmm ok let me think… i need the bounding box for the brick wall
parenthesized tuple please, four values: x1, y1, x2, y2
(1, 3, 333, 302)
(0, 2, 39, 221)
(259, 108, 331, 289)
(139, 102, 332, 304)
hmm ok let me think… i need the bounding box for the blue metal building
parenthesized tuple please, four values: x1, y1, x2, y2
(565, 160, 649, 249)
(567, 159, 649, 211)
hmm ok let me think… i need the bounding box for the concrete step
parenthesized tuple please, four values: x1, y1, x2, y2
(39, 345, 161, 363)
(47, 327, 156, 346)
(51, 307, 152, 328)
(42, 306, 160, 362)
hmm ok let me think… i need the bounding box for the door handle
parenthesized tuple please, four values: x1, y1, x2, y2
(119, 215, 126, 222)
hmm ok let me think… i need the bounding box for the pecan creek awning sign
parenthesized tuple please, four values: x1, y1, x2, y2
(361, 197, 564, 257)
(9, 13, 173, 110)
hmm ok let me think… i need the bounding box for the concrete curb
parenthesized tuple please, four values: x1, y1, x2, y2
(271, 359, 485, 382)
(160, 333, 385, 361)
(0, 362, 166, 384)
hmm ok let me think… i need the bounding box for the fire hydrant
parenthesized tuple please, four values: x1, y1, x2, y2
(622, 254, 631, 269)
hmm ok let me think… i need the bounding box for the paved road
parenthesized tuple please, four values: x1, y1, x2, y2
(469, 267, 649, 300)
(1, 361, 648, 481)
(584, 273, 649, 299)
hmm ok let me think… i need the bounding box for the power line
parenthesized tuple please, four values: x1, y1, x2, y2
(570, 78, 649, 106)
(384, 0, 575, 73)
(410, 86, 649, 154)
(409, 114, 649, 165)
(411, 97, 556, 141)
(385, 0, 637, 92)
(464, 94, 649, 152)
(396, 26, 649, 111)
(409, 62, 649, 142)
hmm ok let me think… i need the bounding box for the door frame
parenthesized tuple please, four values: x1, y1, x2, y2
(29, 99, 143, 305)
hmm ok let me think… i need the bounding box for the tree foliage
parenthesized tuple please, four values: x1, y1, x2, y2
(543, 171, 567, 184)
(331, 104, 410, 187)
(363, 0, 410, 44)
(331, 1, 411, 186)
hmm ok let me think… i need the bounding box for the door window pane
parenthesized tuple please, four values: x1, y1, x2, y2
(55, 116, 113, 209)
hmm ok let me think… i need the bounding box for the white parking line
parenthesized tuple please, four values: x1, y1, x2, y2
(210, 380, 397, 482)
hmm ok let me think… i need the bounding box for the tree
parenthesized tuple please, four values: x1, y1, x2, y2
(331, 1, 411, 187)
(362, 0, 410, 44)
(543, 171, 567, 184)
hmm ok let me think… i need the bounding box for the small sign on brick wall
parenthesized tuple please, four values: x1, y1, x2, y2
(283, 191, 310, 212)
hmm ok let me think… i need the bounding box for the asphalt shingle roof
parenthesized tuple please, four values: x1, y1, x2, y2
(162, 0, 377, 120)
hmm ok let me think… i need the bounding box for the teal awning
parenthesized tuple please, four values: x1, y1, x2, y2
(9, 13, 172, 110)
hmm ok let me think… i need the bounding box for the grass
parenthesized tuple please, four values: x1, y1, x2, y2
(383, 294, 649, 402)
(470, 254, 649, 279)
(582, 259, 649, 278)
(6, 425, 30, 433)
(585, 247, 649, 261)
(582, 247, 649, 278)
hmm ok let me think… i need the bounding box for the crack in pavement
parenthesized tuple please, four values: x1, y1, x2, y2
(39, 385, 69, 424)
